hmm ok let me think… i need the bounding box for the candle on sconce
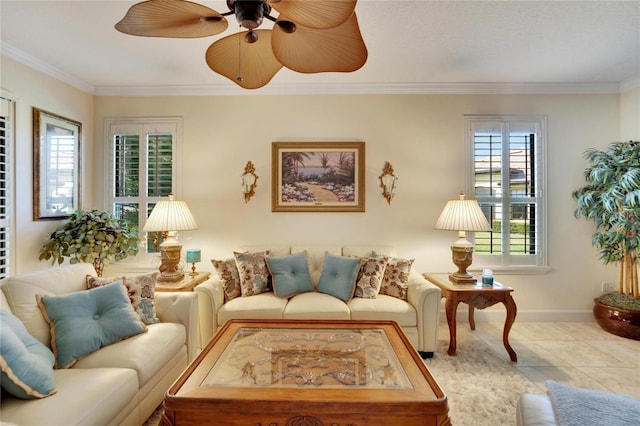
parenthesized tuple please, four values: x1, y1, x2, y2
(186, 249, 201, 276)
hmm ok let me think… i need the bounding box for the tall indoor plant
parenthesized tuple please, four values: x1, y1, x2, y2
(39, 209, 139, 276)
(572, 140, 640, 339)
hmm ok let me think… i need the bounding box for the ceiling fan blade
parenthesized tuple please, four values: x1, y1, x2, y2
(271, 0, 357, 29)
(206, 30, 283, 89)
(272, 13, 367, 74)
(115, 0, 227, 38)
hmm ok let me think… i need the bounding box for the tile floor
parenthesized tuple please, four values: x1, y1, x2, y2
(443, 320, 640, 400)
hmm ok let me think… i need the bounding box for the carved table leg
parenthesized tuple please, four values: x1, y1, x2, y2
(444, 296, 459, 356)
(503, 294, 518, 362)
(468, 304, 476, 330)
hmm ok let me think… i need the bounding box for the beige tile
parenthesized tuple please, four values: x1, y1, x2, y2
(516, 366, 610, 392)
(484, 339, 570, 366)
(508, 322, 576, 341)
(576, 367, 640, 400)
(533, 340, 620, 367)
(552, 321, 619, 340)
(583, 340, 640, 368)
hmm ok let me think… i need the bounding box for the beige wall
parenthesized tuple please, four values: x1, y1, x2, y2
(1, 57, 94, 275)
(93, 93, 621, 320)
(3, 52, 635, 321)
(620, 87, 640, 140)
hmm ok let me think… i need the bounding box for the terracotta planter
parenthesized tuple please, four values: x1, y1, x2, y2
(593, 298, 640, 340)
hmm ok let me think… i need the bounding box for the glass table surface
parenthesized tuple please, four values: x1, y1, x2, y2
(203, 327, 413, 389)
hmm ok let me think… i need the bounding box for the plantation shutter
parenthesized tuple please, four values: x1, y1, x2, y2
(0, 97, 15, 278)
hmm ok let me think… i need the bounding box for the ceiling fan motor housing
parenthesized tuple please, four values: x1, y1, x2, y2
(229, 0, 270, 30)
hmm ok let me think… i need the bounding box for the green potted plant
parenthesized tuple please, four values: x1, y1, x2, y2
(572, 140, 640, 340)
(39, 209, 139, 276)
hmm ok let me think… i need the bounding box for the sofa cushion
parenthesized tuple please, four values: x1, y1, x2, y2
(380, 257, 414, 301)
(348, 294, 417, 326)
(284, 292, 351, 320)
(317, 253, 361, 302)
(0, 310, 56, 399)
(86, 272, 160, 325)
(0, 368, 138, 426)
(74, 322, 185, 388)
(218, 292, 287, 324)
(354, 256, 389, 298)
(211, 258, 242, 302)
(234, 251, 272, 296)
(267, 252, 314, 298)
(37, 282, 147, 368)
(0, 263, 95, 347)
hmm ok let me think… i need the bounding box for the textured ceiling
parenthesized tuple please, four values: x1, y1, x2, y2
(1, 0, 639, 95)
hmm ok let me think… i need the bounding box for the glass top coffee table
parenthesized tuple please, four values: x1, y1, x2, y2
(162, 319, 449, 426)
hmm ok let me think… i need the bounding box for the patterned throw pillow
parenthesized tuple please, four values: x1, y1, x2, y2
(211, 258, 241, 302)
(86, 272, 160, 324)
(380, 257, 414, 301)
(234, 251, 272, 297)
(354, 256, 389, 298)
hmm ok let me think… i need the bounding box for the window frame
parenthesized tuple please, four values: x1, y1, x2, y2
(0, 95, 16, 279)
(465, 114, 549, 272)
(105, 117, 183, 252)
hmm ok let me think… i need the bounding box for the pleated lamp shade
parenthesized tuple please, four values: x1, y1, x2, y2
(434, 193, 490, 233)
(143, 194, 198, 233)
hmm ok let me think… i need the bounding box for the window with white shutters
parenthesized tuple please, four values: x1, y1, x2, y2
(466, 115, 547, 267)
(0, 97, 15, 278)
(107, 118, 180, 253)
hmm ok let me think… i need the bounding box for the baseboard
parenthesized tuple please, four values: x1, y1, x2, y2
(442, 309, 594, 323)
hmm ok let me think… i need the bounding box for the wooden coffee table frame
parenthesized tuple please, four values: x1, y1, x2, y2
(162, 319, 450, 426)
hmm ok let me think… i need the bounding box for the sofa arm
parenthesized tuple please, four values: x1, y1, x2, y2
(154, 291, 199, 362)
(194, 278, 225, 347)
(407, 273, 442, 353)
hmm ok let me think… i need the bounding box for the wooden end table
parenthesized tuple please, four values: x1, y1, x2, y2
(155, 271, 211, 292)
(423, 273, 518, 362)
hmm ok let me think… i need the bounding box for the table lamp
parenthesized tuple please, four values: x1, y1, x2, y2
(435, 193, 491, 284)
(186, 249, 201, 277)
(143, 194, 198, 283)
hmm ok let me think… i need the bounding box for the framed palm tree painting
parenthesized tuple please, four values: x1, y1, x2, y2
(272, 141, 365, 212)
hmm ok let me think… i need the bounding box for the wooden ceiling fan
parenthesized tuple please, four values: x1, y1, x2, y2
(115, 0, 368, 89)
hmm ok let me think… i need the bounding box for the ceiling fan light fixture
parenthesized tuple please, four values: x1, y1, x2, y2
(232, 0, 269, 30)
(276, 20, 296, 34)
(245, 30, 259, 44)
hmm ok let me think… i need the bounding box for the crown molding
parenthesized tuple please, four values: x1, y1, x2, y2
(3, 42, 634, 97)
(1, 42, 94, 94)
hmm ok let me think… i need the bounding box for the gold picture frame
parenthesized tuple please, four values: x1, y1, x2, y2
(272, 141, 365, 212)
(33, 107, 82, 220)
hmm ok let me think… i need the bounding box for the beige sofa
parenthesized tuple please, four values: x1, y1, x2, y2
(196, 245, 441, 357)
(0, 263, 198, 426)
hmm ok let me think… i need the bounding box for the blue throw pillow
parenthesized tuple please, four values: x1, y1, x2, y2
(37, 281, 146, 369)
(267, 252, 313, 298)
(0, 309, 56, 399)
(317, 253, 361, 302)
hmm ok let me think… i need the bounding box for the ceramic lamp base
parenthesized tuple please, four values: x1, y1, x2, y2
(158, 243, 184, 283)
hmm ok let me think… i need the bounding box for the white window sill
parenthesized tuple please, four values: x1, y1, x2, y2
(469, 265, 551, 275)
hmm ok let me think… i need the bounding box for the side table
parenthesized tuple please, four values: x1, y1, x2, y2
(423, 273, 518, 362)
(156, 271, 211, 292)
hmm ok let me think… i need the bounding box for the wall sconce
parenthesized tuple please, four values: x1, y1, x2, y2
(379, 162, 397, 204)
(242, 161, 258, 203)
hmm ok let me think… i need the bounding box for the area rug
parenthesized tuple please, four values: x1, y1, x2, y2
(144, 338, 539, 426)
(426, 338, 540, 425)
